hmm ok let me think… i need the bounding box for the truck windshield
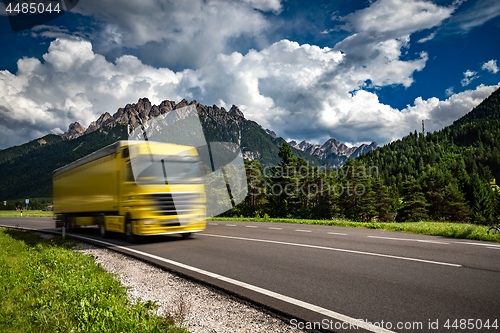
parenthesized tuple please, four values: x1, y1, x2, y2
(134, 160, 202, 185)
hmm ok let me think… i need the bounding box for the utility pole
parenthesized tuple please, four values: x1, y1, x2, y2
(422, 119, 425, 136)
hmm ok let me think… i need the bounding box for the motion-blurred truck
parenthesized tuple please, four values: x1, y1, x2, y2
(53, 140, 206, 241)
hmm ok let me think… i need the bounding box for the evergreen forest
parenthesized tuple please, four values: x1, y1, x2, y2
(1, 88, 500, 225)
(223, 88, 500, 225)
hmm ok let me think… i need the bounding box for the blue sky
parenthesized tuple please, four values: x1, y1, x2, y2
(0, 0, 499, 149)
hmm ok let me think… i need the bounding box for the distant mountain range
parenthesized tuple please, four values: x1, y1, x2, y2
(60, 97, 372, 167)
(1, 98, 350, 200)
(3, 85, 498, 204)
(289, 138, 378, 166)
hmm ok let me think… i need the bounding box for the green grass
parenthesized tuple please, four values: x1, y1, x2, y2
(209, 217, 500, 243)
(0, 210, 54, 217)
(0, 228, 190, 333)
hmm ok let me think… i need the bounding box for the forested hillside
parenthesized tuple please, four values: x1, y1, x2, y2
(224, 88, 500, 225)
(356, 87, 500, 223)
(0, 125, 128, 201)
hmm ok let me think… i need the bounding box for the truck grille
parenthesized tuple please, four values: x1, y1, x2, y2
(150, 192, 198, 216)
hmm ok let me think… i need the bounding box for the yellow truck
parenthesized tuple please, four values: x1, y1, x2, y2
(53, 140, 206, 241)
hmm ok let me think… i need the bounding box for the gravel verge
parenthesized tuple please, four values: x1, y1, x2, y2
(69, 241, 306, 333)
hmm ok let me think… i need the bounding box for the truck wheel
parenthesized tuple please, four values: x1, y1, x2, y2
(99, 222, 108, 238)
(181, 233, 192, 239)
(97, 215, 108, 238)
(125, 219, 137, 243)
(67, 218, 74, 232)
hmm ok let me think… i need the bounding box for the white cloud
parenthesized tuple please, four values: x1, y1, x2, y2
(417, 31, 437, 43)
(337, 0, 456, 37)
(461, 69, 479, 86)
(444, 0, 500, 33)
(331, 0, 456, 90)
(241, 0, 282, 13)
(0, 38, 188, 148)
(445, 87, 454, 97)
(2, 36, 497, 149)
(72, 0, 277, 70)
(1, 0, 498, 149)
(401, 83, 499, 132)
(30, 25, 89, 40)
(482, 59, 499, 74)
(320, 28, 335, 35)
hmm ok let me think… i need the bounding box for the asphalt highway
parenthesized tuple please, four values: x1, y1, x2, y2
(1, 217, 499, 333)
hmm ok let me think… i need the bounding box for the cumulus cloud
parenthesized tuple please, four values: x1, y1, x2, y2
(331, 0, 456, 89)
(0, 38, 188, 148)
(1, 0, 498, 149)
(337, 0, 455, 37)
(482, 59, 499, 74)
(401, 83, 499, 133)
(461, 69, 479, 86)
(71, 0, 278, 70)
(2, 35, 498, 149)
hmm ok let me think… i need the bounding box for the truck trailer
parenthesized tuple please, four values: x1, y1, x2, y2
(53, 140, 206, 241)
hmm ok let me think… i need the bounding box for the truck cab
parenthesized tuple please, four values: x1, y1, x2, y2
(53, 141, 206, 242)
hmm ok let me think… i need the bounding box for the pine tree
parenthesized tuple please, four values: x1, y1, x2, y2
(469, 173, 493, 225)
(335, 158, 361, 219)
(239, 159, 266, 216)
(389, 183, 402, 212)
(420, 167, 446, 220)
(442, 182, 470, 222)
(356, 177, 377, 221)
(267, 142, 308, 218)
(371, 178, 392, 222)
(397, 178, 430, 222)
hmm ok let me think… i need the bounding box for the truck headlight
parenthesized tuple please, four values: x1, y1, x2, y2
(142, 219, 155, 225)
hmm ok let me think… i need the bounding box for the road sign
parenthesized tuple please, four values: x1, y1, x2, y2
(3, 201, 6, 206)
(25, 199, 29, 205)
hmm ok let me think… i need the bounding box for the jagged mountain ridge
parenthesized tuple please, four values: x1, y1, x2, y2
(61, 98, 270, 161)
(63, 98, 247, 139)
(0, 98, 344, 200)
(62, 98, 376, 166)
(289, 138, 378, 165)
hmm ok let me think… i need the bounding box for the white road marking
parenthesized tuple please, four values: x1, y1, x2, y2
(368, 235, 449, 245)
(295, 229, 311, 233)
(487, 247, 500, 250)
(328, 232, 348, 236)
(455, 242, 500, 248)
(64, 234, 397, 333)
(245, 226, 257, 228)
(226, 224, 237, 227)
(268, 227, 282, 230)
(201, 233, 462, 267)
(208, 223, 218, 225)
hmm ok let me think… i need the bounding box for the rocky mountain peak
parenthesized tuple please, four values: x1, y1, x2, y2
(60, 98, 248, 140)
(61, 122, 86, 139)
(229, 105, 244, 118)
(289, 137, 378, 165)
(323, 138, 341, 147)
(266, 129, 276, 138)
(174, 99, 190, 110)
